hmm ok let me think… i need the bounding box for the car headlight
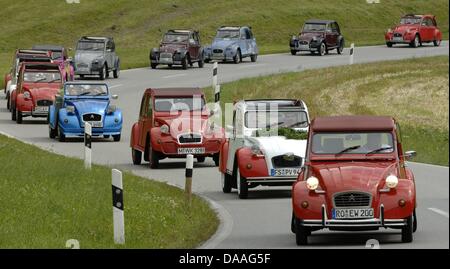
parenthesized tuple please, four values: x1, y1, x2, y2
(107, 105, 116, 114)
(385, 175, 399, 189)
(306, 176, 319, 190)
(160, 124, 169, 134)
(387, 28, 392, 33)
(292, 35, 297, 40)
(66, 105, 75, 114)
(23, 91, 31, 99)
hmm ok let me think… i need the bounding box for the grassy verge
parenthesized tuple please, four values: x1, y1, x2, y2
(0, 0, 448, 88)
(0, 135, 218, 248)
(205, 56, 449, 166)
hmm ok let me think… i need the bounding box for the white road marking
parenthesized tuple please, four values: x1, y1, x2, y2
(162, 73, 187, 79)
(109, 84, 123, 89)
(428, 208, 449, 218)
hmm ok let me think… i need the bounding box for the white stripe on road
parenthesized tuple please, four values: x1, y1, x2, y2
(109, 84, 123, 89)
(162, 73, 187, 79)
(428, 208, 449, 218)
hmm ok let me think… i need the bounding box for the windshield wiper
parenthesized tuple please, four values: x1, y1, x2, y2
(366, 146, 393, 155)
(93, 92, 106, 96)
(286, 120, 308, 128)
(78, 92, 91, 96)
(49, 79, 61, 83)
(335, 145, 361, 155)
(33, 78, 47, 83)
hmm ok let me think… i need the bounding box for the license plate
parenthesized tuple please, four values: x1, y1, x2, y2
(177, 147, 205, 154)
(271, 168, 301, 177)
(299, 45, 309, 50)
(393, 36, 403, 42)
(332, 208, 374, 219)
(34, 106, 48, 113)
(160, 58, 173, 64)
(86, 121, 103, 128)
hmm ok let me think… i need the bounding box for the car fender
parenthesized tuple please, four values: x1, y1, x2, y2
(235, 147, 269, 178)
(219, 139, 230, 173)
(150, 127, 163, 152)
(292, 181, 327, 220)
(150, 48, 159, 60)
(203, 45, 212, 59)
(130, 122, 141, 149)
(434, 29, 442, 40)
(381, 178, 416, 219)
(337, 35, 345, 46)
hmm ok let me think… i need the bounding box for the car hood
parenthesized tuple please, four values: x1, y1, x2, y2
(247, 136, 307, 170)
(310, 161, 398, 195)
(23, 83, 60, 101)
(66, 99, 109, 115)
(392, 24, 418, 33)
(160, 43, 188, 53)
(211, 39, 239, 49)
(75, 51, 104, 64)
(299, 32, 324, 40)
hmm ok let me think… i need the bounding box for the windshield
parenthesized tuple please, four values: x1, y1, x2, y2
(303, 23, 326, 32)
(154, 97, 205, 112)
(65, 84, 108, 96)
(400, 17, 422, 25)
(76, 41, 105, 51)
(312, 132, 394, 154)
(23, 71, 61, 83)
(163, 33, 189, 43)
(216, 30, 240, 39)
(245, 110, 309, 129)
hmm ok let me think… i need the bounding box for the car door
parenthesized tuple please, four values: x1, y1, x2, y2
(226, 107, 245, 173)
(188, 32, 200, 60)
(244, 28, 254, 55)
(239, 28, 248, 56)
(138, 93, 152, 148)
(105, 40, 114, 69)
(329, 22, 339, 47)
(425, 18, 435, 41)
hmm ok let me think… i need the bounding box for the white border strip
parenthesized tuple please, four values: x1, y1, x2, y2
(428, 208, 449, 218)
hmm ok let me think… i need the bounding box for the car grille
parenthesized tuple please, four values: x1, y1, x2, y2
(36, 99, 53, 106)
(334, 192, 372, 208)
(178, 133, 202, 144)
(160, 52, 173, 58)
(299, 40, 309, 45)
(272, 154, 302, 168)
(83, 113, 102, 122)
(213, 49, 223, 53)
(393, 32, 402, 37)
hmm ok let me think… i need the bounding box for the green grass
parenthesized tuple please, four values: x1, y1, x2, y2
(0, 0, 448, 88)
(0, 135, 218, 248)
(205, 56, 449, 166)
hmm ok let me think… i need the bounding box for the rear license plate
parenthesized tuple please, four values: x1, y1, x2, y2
(177, 147, 205, 154)
(34, 106, 48, 113)
(271, 168, 301, 177)
(86, 121, 103, 128)
(332, 208, 374, 219)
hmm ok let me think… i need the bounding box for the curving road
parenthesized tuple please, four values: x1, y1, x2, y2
(0, 43, 448, 248)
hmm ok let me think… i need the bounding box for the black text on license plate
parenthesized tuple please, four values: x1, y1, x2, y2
(332, 208, 374, 219)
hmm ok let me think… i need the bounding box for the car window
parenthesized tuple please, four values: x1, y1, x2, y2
(23, 71, 61, 83)
(154, 96, 205, 112)
(77, 41, 105, 51)
(65, 84, 108, 96)
(193, 32, 199, 43)
(245, 110, 309, 129)
(139, 95, 147, 118)
(331, 23, 339, 33)
(245, 28, 251, 39)
(303, 23, 326, 32)
(311, 132, 394, 154)
(163, 33, 189, 43)
(216, 30, 240, 39)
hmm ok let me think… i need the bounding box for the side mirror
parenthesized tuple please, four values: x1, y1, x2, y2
(111, 94, 118, 100)
(404, 150, 417, 160)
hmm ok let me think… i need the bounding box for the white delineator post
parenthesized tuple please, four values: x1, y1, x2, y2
(185, 154, 194, 206)
(84, 122, 92, 169)
(112, 169, 125, 244)
(349, 43, 355, 65)
(212, 61, 218, 90)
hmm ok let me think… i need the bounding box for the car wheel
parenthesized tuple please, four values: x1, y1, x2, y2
(221, 172, 232, 193)
(99, 66, 105, 80)
(401, 215, 414, 243)
(250, 54, 257, 62)
(113, 134, 121, 142)
(411, 35, 420, 48)
(433, 39, 441, 46)
(113, 65, 120, 78)
(198, 56, 205, 68)
(413, 209, 418, 233)
(295, 217, 309, 245)
(150, 63, 158, 69)
(290, 50, 297, 55)
(291, 212, 296, 234)
(213, 153, 220, 166)
(58, 127, 66, 142)
(181, 56, 188, 70)
(16, 109, 22, 124)
(48, 115, 57, 139)
(11, 105, 16, 121)
(233, 50, 241, 64)
(236, 167, 248, 199)
(196, 156, 206, 163)
(132, 148, 142, 165)
(337, 41, 344, 54)
(148, 143, 159, 169)
(386, 42, 393, 47)
(6, 93, 10, 110)
(319, 42, 326, 56)
(104, 65, 110, 79)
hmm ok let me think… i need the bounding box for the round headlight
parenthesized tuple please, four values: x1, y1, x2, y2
(386, 175, 399, 189)
(160, 124, 169, 134)
(306, 176, 319, 190)
(66, 105, 75, 114)
(23, 91, 31, 99)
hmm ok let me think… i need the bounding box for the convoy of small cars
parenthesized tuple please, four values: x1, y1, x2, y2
(150, 30, 205, 69)
(2, 12, 439, 245)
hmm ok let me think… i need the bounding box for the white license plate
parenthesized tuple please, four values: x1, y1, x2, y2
(332, 208, 374, 219)
(299, 45, 309, 50)
(271, 168, 301, 177)
(393, 37, 403, 42)
(177, 147, 205, 154)
(160, 58, 173, 64)
(34, 106, 48, 113)
(86, 121, 103, 128)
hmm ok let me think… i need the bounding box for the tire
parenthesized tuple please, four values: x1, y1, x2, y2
(198, 56, 204, 68)
(290, 50, 297, 55)
(99, 65, 105, 80)
(410, 34, 420, 48)
(386, 42, 393, 47)
(181, 56, 188, 70)
(319, 42, 326, 56)
(196, 156, 206, 163)
(11, 105, 16, 121)
(132, 148, 142, 165)
(250, 54, 257, 62)
(148, 142, 159, 169)
(295, 217, 309, 245)
(16, 109, 22, 124)
(236, 166, 248, 199)
(6, 93, 10, 110)
(104, 65, 110, 79)
(49, 125, 57, 139)
(213, 153, 220, 166)
(233, 50, 241, 64)
(150, 63, 157, 69)
(113, 134, 121, 142)
(58, 127, 66, 142)
(221, 172, 232, 193)
(413, 209, 418, 233)
(337, 41, 344, 54)
(433, 39, 441, 46)
(291, 212, 296, 234)
(113, 63, 120, 78)
(401, 215, 414, 243)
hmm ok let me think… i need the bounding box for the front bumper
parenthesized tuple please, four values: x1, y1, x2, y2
(59, 125, 122, 137)
(152, 52, 185, 65)
(290, 40, 321, 51)
(74, 63, 103, 75)
(300, 204, 407, 229)
(246, 176, 297, 184)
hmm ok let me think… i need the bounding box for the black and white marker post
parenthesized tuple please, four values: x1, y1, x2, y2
(84, 122, 92, 169)
(185, 154, 194, 206)
(112, 169, 125, 244)
(212, 61, 220, 125)
(349, 43, 355, 65)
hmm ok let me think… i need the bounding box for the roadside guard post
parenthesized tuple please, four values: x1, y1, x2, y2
(112, 169, 125, 244)
(84, 122, 92, 169)
(212, 61, 218, 90)
(349, 43, 355, 65)
(185, 154, 194, 206)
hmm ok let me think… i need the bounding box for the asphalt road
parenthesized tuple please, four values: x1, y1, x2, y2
(0, 42, 448, 249)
